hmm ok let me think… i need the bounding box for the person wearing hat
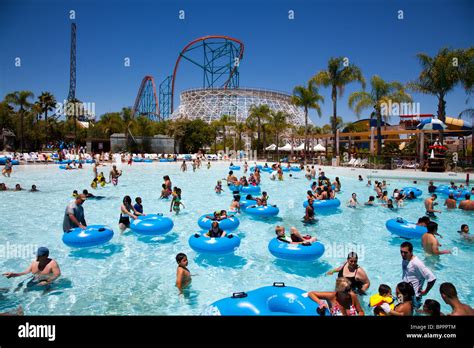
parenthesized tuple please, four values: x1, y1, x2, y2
(2, 247, 61, 286)
(63, 194, 87, 232)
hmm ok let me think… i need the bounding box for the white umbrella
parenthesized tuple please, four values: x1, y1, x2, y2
(278, 143, 293, 151)
(295, 143, 305, 151)
(313, 143, 326, 151)
(265, 144, 277, 151)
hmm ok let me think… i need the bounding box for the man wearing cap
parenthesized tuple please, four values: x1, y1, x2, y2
(2, 247, 61, 286)
(63, 194, 87, 232)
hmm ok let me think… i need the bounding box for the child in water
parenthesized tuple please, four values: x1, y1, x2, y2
(215, 180, 223, 194)
(160, 184, 171, 199)
(134, 197, 143, 214)
(170, 188, 185, 214)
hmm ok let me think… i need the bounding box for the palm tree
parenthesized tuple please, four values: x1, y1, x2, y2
(98, 112, 124, 138)
(219, 114, 231, 152)
(121, 107, 135, 148)
(5, 91, 34, 153)
(409, 47, 474, 142)
(247, 104, 271, 155)
(312, 57, 365, 156)
(291, 80, 324, 163)
(458, 108, 474, 164)
(234, 121, 246, 150)
(210, 120, 221, 153)
(268, 111, 288, 160)
(38, 92, 57, 122)
(245, 118, 257, 153)
(349, 75, 412, 156)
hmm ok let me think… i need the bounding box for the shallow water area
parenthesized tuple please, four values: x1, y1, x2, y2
(0, 162, 472, 315)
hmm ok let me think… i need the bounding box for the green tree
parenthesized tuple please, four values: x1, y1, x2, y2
(409, 47, 474, 142)
(248, 104, 271, 155)
(312, 57, 365, 156)
(349, 75, 412, 156)
(219, 114, 232, 152)
(181, 119, 213, 153)
(291, 80, 324, 163)
(5, 90, 34, 153)
(268, 110, 288, 159)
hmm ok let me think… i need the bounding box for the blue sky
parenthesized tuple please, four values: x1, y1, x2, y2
(0, 0, 472, 126)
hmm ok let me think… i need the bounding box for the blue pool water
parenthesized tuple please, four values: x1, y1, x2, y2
(0, 162, 472, 315)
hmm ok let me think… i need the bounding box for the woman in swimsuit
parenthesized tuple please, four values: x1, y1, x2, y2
(229, 195, 240, 213)
(379, 282, 415, 316)
(175, 253, 191, 294)
(309, 277, 365, 316)
(327, 252, 370, 294)
(119, 195, 144, 231)
(170, 188, 185, 214)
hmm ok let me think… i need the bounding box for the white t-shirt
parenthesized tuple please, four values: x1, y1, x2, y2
(402, 256, 436, 295)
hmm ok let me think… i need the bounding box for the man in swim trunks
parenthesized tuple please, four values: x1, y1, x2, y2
(275, 226, 316, 244)
(109, 165, 122, 186)
(3, 247, 61, 286)
(175, 253, 191, 294)
(63, 194, 87, 231)
(424, 194, 441, 218)
(180, 160, 187, 172)
(421, 222, 451, 255)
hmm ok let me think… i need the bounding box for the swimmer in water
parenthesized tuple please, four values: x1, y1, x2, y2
(29, 185, 39, 192)
(458, 224, 474, 242)
(215, 180, 223, 194)
(109, 165, 122, 186)
(424, 194, 441, 218)
(365, 196, 375, 206)
(134, 197, 143, 214)
(119, 195, 144, 232)
(175, 253, 191, 294)
(207, 161, 211, 169)
(160, 184, 171, 199)
(3, 247, 61, 287)
(348, 193, 360, 207)
(229, 195, 241, 213)
(444, 194, 457, 209)
(170, 188, 185, 214)
(422, 221, 451, 255)
(180, 160, 187, 172)
(206, 221, 226, 238)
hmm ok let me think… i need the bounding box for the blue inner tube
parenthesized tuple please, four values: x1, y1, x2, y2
(249, 165, 263, 171)
(435, 185, 450, 193)
(130, 214, 174, 235)
(59, 165, 67, 170)
(303, 198, 341, 209)
(281, 167, 290, 172)
(11, 159, 20, 165)
(228, 184, 241, 192)
(207, 283, 329, 316)
(198, 213, 240, 231)
(0, 157, 5, 165)
(245, 205, 279, 217)
(268, 238, 325, 261)
(240, 185, 261, 195)
(262, 167, 273, 172)
(442, 188, 470, 200)
(385, 218, 427, 239)
(188, 231, 241, 254)
(240, 198, 257, 210)
(400, 187, 422, 197)
(62, 225, 114, 248)
(143, 159, 153, 163)
(86, 159, 94, 164)
(229, 166, 241, 170)
(133, 158, 143, 162)
(290, 167, 302, 172)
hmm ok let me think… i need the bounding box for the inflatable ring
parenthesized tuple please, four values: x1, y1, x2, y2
(198, 213, 240, 231)
(262, 167, 273, 172)
(133, 158, 143, 162)
(188, 231, 240, 254)
(59, 165, 67, 170)
(443, 188, 470, 200)
(228, 184, 241, 193)
(435, 185, 450, 194)
(290, 167, 302, 172)
(205, 282, 329, 316)
(229, 166, 241, 170)
(62, 225, 114, 248)
(400, 187, 422, 197)
(250, 165, 263, 172)
(240, 198, 257, 210)
(245, 205, 279, 217)
(130, 214, 174, 235)
(11, 160, 20, 165)
(0, 157, 6, 165)
(268, 238, 325, 261)
(86, 159, 94, 164)
(385, 218, 427, 239)
(240, 185, 261, 195)
(303, 198, 341, 210)
(282, 167, 290, 172)
(143, 159, 153, 163)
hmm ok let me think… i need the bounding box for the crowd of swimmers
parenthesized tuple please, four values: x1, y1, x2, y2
(1, 158, 473, 316)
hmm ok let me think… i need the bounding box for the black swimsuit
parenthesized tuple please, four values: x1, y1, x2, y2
(338, 263, 364, 291)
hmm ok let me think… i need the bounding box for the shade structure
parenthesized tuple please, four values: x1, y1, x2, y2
(417, 118, 447, 131)
(278, 143, 293, 151)
(313, 143, 326, 151)
(294, 143, 305, 151)
(265, 144, 277, 151)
